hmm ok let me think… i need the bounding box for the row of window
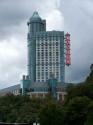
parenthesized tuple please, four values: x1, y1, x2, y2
(36, 49, 59, 52)
(36, 56, 59, 58)
(36, 56, 60, 58)
(36, 45, 59, 47)
(36, 48, 59, 50)
(36, 74, 60, 78)
(36, 67, 60, 69)
(36, 63, 60, 65)
(36, 38, 59, 41)
(36, 59, 60, 61)
(36, 55, 60, 57)
(36, 69, 60, 72)
(36, 51, 59, 53)
(36, 60, 60, 62)
(36, 52, 59, 56)
(36, 72, 60, 75)
(36, 76, 60, 81)
(36, 47, 60, 50)
(36, 75, 60, 80)
(36, 58, 59, 60)
(36, 42, 59, 46)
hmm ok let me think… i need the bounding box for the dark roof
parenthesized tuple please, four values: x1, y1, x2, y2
(30, 82, 49, 88)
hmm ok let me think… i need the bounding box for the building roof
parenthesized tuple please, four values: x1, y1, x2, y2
(30, 82, 49, 88)
(29, 82, 67, 90)
(30, 11, 42, 22)
(35, 31, 64, 37)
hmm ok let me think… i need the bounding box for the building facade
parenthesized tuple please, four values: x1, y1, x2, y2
(21, 11, 66, 100)
(0, 11, 68, 101)
(27, 11, 65, 83)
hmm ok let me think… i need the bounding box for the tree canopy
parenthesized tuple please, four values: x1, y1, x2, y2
(0, 64, 93, 125)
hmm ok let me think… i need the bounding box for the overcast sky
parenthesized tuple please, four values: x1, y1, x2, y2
(0, 0, 93, 89)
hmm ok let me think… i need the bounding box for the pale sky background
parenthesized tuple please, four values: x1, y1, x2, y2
(0, 0, 93, 89)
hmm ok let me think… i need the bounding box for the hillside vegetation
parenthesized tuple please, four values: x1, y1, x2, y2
(0, 64, 93, 125)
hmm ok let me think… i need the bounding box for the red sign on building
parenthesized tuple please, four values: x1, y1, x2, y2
(65, 32, 71, 66)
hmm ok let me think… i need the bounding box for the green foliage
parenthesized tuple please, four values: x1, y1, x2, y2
(0, 64, 93, 124)
(64, 96, 91, 125)
(0, 94, 45, 123)
(0, 94, 64, 124)
(85, 63, 93, 83)
(84, 101, 93, 125)
(65, 83, 93, 103)
(39, 102, 64, 125)
(65, 64, 93, 102)
(64, 63, 93, 125)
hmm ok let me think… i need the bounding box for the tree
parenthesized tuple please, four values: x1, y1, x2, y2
(39, 102, 64, 125)
(90, 64, 93, 71)
(85, 101, 93, 125)
(64, 96, 91, 125)
(85, 64, 93, 83)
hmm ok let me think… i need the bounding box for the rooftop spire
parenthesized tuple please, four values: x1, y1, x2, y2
(30, 11, 41, 22)
(32, 11, 40, 18)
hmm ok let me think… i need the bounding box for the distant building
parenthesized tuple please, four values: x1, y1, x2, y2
(0, 11, 70, 101)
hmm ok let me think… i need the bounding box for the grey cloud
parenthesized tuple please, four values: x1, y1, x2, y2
(0, 0, 92, 89)
(0, 38, 27, 89)
(0, 0, 57, 40)
(60, 0, 93, 83)
(0, 0, 58, 88)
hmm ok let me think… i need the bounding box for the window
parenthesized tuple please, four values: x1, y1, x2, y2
(56, 42, 58, 46)
(56, 52, 59, 56)
(38, 72, 40, 76)
(38, 53, 40, 56)
(46, 72, 48, 76)
(45, 52, 48, 56)
(49, 52, 52, 56)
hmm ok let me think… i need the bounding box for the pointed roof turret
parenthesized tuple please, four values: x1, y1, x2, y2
(30, 11, 42, 22)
